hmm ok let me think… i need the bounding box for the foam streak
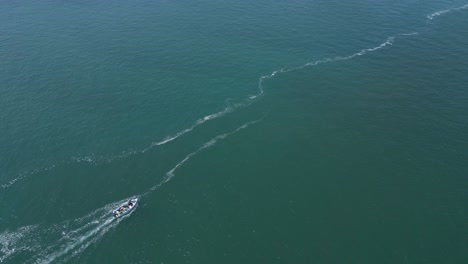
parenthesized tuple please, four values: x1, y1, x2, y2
(0, 198, 136, 264)
(145, 120, 260, 194)
(256, 35, 401, 100)
(427, 4, 468, 20)
(142, 106, 234, 153)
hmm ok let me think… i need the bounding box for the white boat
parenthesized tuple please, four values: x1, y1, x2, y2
(112, 198, 138, 218)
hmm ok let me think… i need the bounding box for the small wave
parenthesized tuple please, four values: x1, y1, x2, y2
(427, 4, 468, 20)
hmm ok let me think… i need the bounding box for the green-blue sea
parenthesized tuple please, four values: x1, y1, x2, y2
(1, 0, 468, 263)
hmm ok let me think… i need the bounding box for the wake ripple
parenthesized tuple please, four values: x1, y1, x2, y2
(0, 198, 135, 264)
(1, 165, 56, 189)
(427, 4, 468, 20)
(141, 106, 235, 153)
(257, 32, 420, 94)
(143, 119, 260, 195)
(0, 225, 38, 263)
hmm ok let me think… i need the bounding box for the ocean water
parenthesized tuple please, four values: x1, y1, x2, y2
(1, 0, 467, 263)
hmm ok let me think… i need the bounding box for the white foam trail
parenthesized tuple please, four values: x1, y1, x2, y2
(143, 120, 260, 194)
(427, 4, 468, 20)
(255, 32, 423, 102)
(0, 225, 38, 263)
(67, 106, 238, 164)
(32, 198, 137, 264)
(164, 120, 259, 182)
(1, 165, 56, 189)
(255, 35, 403, 97)
(36, 218, 115, 264)
(1, 107, 236, 190)
(1, 176, 24, 189)
(0, 198, 135, 264)
(141, 105, 235, 153)
(399, 32, 419, 36)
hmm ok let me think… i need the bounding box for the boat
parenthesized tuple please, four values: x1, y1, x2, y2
(112, 198, 138, 218)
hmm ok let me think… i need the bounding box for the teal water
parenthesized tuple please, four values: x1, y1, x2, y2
(1, 1, 468, 263)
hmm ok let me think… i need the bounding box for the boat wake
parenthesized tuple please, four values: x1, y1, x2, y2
(1, 119, 259, 263)
(143, 119, 261, 195)
(427, 3, 468, 20)
(0, 198, 135, 264)
(0, 225, 38, 263)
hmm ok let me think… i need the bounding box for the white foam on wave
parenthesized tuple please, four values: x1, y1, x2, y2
(427, 4, 468, 20)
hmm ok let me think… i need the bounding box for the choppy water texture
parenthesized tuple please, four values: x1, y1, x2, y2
(1, 1, 468, 263)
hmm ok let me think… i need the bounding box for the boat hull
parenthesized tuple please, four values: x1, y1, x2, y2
(112, 198, 138, 218)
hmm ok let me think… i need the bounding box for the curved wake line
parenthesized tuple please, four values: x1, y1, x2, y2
(0, 198, 134, 264)
(257, 32, 419, 92)
(0, 225, 38, 263)
(141, 105, 235, 153)
(35, 218, 115, 264)
(143, 119, 260, 195)
(427, 4, 468, 20)
(35, 200, 137, 264)
(1, 165, 56, 189)
(165, 120, 260, 180)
